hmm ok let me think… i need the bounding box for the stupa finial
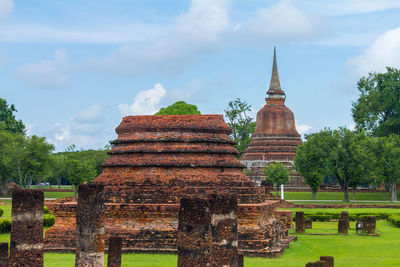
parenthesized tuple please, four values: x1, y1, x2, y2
(267, 46, 285, 98)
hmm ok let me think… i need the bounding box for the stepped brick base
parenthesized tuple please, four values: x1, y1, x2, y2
(44, 199, 293, 257)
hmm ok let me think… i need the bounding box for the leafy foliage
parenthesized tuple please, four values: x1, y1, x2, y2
(352, 67, 400, 137)
(374, 134, 400, 202)
(264, 162, 290, 193)
(224, 98, 255, 156)
(0, 98, 25, 134)
(155, 101, 201, 115)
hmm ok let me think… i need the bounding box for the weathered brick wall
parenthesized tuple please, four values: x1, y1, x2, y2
(45, 115, 294, 257)
(9, 189, 44, 267)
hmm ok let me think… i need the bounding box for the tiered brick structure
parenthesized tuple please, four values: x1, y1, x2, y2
(241, 47, 305, 188)
(45, 114, 294, 256)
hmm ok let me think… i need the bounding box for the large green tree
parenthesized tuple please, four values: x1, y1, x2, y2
(66, 156, 97, 199)
(295, 128, 376, 202)
(352, 67, 400, 137)
(155, 101, 201, 115)
(0, 98, 25, 134)
(295, 131, 334, 200)
(375, 135, 400, 202)
(224, 98, 256, 156)
(264, 162, 290, 195)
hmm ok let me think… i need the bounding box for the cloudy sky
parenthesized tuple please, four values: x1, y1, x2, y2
(1, 0, 400, 151)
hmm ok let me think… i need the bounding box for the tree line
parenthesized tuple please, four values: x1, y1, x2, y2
(0, 98, 109, 196)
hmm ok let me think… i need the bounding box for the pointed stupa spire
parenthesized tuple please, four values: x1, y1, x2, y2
(267, 46, 285, 98)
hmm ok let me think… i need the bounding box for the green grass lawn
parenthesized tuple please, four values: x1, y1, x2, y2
(40, 221, 400, 266)
(282, 191, 397, 201)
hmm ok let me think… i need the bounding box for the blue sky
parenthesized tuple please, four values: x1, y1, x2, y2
(1, 0, 400, 151)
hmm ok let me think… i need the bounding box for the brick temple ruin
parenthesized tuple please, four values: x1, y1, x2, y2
(44, 114, 295, 256)
(241, 48, 306, 188)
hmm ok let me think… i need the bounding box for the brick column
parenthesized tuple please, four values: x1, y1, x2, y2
(9, 189, 44, 267)
(177, 197, 212, 267)
(75, 184, 105, 267)
(338, 219, 348, 234)
(0, 243, 8, 267)
(341, 211, 349, 230)
(209, 194, 239, 267)
(305, 218, 312, 229)
(107, 237, 122, 267)
(295, 211, 305, 233)
(306, 260, 326, 267)
(320, 256, 334, 267)
(238, 253, 244, 267)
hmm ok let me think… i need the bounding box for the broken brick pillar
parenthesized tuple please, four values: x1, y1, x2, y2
(238, 253, 244, 267)
(338, 219, 348, 234)
(356, 216, 376, 234)
(320, 256, 334, 267)
(295, 211, 305, 233)
(177, 197, 212, 267)
(75, 184, 105, 267)
(9, 189, 44, 267)
(306, 260, 326, 267)
(305, 218, 312, 229)
(209, 194, 239, 267)
(0, 243, 8, 267)
(340, 211, 349, 230)
(107, 237, 122, 267)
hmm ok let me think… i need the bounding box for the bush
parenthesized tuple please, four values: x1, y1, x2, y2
(44, 214, 55, 227)
(44, 206, 49, 214)
(0, 218, 11, 233)
(294, 212, 396, 222)
(388, 214, 400, 227)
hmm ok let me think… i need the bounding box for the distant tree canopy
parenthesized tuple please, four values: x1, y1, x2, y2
(352, 67, 400, 137)
(0, 98, 25, 134)
(264, 162, 290, 195)
(224, 98, 256, 157)
(155, 101, 201, 115)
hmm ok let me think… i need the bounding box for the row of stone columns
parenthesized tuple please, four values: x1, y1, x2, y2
(177, 194, 243, 267)
(7, 186, 122, 267)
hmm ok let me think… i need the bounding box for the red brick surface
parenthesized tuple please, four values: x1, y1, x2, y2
(44, 115, 293, 257)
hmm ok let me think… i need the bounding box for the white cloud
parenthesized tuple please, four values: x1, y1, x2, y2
(346, 26, 400, 77)
(232, 0, 323, 44)
(88, 0, 230, 75)
(297, 123, 312, 136)
(299, 0, 400, 16)
(74, 102, 108, 124)
(118, 83, 167, 116)
(14, 49, 69, 89)
(0, 0, 13, 22)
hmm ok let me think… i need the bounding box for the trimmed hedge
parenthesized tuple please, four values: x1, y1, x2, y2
(0, 214, 55, 233)
(294, 212, 397, 222)
(388, 214, 400, 227)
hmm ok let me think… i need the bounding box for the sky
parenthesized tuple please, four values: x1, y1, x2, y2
(1, 0, 400, 151)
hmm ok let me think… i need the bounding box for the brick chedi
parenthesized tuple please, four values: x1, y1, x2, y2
(241, 47, 304, 187)
(45, 114, 295, 256)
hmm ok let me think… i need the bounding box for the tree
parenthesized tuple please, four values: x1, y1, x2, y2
(294, 131, 333, 200)
(264, 162, 290, 195)
(0, 130, 25, 194)
(0, 98, 25, 134)
(375, 135, 400, 202)
(352, 67, 400, 137)
(66, 156, 97, 199)
(155, 101, 201, 115)
(297, 128, 376, 202)
(224, 98, 256, 156)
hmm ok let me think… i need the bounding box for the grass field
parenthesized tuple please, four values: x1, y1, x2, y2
(39, 221, 400, 266)
(281, 191, 400, 202)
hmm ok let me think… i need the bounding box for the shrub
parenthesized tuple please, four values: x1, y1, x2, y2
(44, 206, 49, 214)
(388, 214, 400, 227)
(0, 218, 11, 233)
(44, 214, 55, 227)
(294, 212, 396, 221)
